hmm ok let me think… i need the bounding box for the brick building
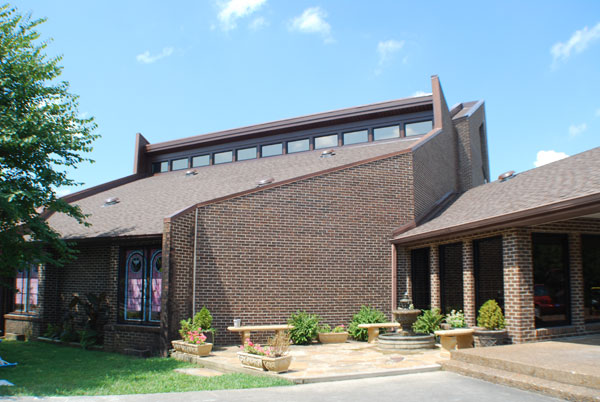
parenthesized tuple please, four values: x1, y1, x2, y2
(5, 75, 598, 354)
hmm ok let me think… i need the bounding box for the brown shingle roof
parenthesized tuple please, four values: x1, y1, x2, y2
(392, 147, 600, 244)
(48, 138, 420, 239)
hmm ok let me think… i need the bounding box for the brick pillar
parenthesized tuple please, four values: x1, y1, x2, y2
(503, 230, 535, 343)
(430, 246, 440, 310)
(395, 246, 411, 310)
(569, 233, 585, 331)
(462, 240, 476, 327)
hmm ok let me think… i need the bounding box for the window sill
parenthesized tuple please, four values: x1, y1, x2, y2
(4, 313, 39, 321)
(105, 323, 160, 333)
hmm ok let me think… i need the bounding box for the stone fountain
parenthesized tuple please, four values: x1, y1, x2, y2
(378, 293, 435, 350)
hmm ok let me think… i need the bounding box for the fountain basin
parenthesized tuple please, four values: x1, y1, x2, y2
(377, 333, 435, 350)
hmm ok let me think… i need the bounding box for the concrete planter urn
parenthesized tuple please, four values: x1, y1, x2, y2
(472, 328, 508, 347)
(317, 332, 349, 344)
(262, 355, 293, 373)
(237, 352, 266, 371)
(172, 340, 213, 356)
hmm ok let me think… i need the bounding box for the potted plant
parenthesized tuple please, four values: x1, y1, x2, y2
(317, 324, 349, 343)
(262, 331, 292, 373)
(172, 308, 214, 356)
(237, 340, 270, 370)
(473, 300, 507, 347)
(441, 309, 467, 330)
(237, 332, 293, 373)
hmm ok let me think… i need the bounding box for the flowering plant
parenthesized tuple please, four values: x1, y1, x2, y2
(332, 325, 346, 333)
(240, 340, 270, 356)
(445, 310, 467, 328)
(184, 329, 207, 345)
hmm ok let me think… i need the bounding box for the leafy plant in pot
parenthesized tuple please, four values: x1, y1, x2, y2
(172, 307, 214, 356)
(288, 310, 320, 345)
(474, 300, 507, 347)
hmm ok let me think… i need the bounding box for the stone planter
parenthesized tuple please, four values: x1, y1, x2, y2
(473, 328, 508, 347)
(318, 332, 349, 343)
(262, 355, 293, 373)
(171, 340, 213, 356)
(237, 352, 266, 371)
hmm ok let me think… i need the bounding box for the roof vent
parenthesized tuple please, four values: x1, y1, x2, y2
(256, 177, 274, 187)
(497, 170, 516, 182)
(320, 149, 336, 158)
(185, 169, 198, 176)
(103, 197, 120, 206)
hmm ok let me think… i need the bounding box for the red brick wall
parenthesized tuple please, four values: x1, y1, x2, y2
(168, 154, 415, 345)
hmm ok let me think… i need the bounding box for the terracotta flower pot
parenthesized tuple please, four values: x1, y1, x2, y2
(171, 340, 213, 356)
(318, 332, 349, 344)
(262, 355, 293, 373)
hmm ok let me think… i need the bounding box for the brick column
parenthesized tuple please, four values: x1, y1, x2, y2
(395, 246, 411, 310)
(569, 233, 585, 331)
(462, 240, 476, 327)
(430, 246, 440, 310)
(503, 230, 535, 343)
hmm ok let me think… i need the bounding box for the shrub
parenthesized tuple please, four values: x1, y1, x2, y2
(318, 324, 346, 333)
(348, 305, 387, 341)
(477, 300, 505, 330)
(44, 324, 61, 339)
(288, 310, 320, 345)
(179, 307, 215, 340)
(412, 309, 444, 334)
(445, 310, 466, 328)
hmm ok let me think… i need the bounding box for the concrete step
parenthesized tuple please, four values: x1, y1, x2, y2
(451, 349, 600, 390)
(441, 359, 600, 402)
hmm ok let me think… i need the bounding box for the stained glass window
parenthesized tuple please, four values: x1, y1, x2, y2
(14, 265, 38, 313)
(122, 247, 162, 324)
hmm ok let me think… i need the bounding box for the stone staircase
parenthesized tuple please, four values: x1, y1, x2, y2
(441, 347, 600, 401)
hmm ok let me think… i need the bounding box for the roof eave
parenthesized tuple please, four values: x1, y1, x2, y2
(390, 192, 600, 246)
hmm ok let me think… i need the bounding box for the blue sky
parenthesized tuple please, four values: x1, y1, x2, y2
(12, 1, 600, 194)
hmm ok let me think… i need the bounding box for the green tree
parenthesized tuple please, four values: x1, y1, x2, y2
(0, 5, 98, 275)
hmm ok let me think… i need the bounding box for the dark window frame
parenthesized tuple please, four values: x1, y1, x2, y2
(372, 124, 401, 141)
(171, 157, 190, 171)
(313, 133, 339, 150)
(410, 247, 431, 310)
(191, 154, 211, 167)
(473, 236, 504, 312)
(342, 128, 369, 145)
(439, 242, 464, 314)
(213, 150, 234, 164)
(286, 138, 310, 154)
(13, 264, 39, 314)
(581, 234, 600, 324)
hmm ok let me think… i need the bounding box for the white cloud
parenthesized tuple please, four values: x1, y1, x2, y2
(374, 39, 404, 75)
(568, 123, 587, 137)
(136, 47, 174, 64)
(551, 22, 600, 64)
(290, 7, 333, 43)
(534, 150, 569, 167)
(217, 0, 267, 31)
(412, 90, 431, 97)
(249, 16, 268, 30)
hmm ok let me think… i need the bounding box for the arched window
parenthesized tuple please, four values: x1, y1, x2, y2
(120, 247, 162, 324)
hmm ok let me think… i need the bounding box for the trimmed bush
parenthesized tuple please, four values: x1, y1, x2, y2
(348, 305, 386, 341)
(477, 300, 505, 330)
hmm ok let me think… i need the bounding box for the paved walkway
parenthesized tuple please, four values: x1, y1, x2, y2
(174, 340, 445, 383)
(9, 371, 564, 402)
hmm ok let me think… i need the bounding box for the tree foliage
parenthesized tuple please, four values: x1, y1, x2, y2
(0, 5, 98, 275)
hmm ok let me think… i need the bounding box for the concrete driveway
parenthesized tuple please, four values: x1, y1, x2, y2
(7, 371, 564, 402)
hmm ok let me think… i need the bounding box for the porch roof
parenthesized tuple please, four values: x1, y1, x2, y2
(392, 147, 600, 245)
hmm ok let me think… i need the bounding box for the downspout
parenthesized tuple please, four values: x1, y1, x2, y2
(391, 244, 397, 312)
(192, 208, 198, 316)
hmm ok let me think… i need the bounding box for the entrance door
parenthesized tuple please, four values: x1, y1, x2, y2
(532, 233, 570, 328)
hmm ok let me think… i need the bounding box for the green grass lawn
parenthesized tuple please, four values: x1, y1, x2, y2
(0, 341, 292, 396)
